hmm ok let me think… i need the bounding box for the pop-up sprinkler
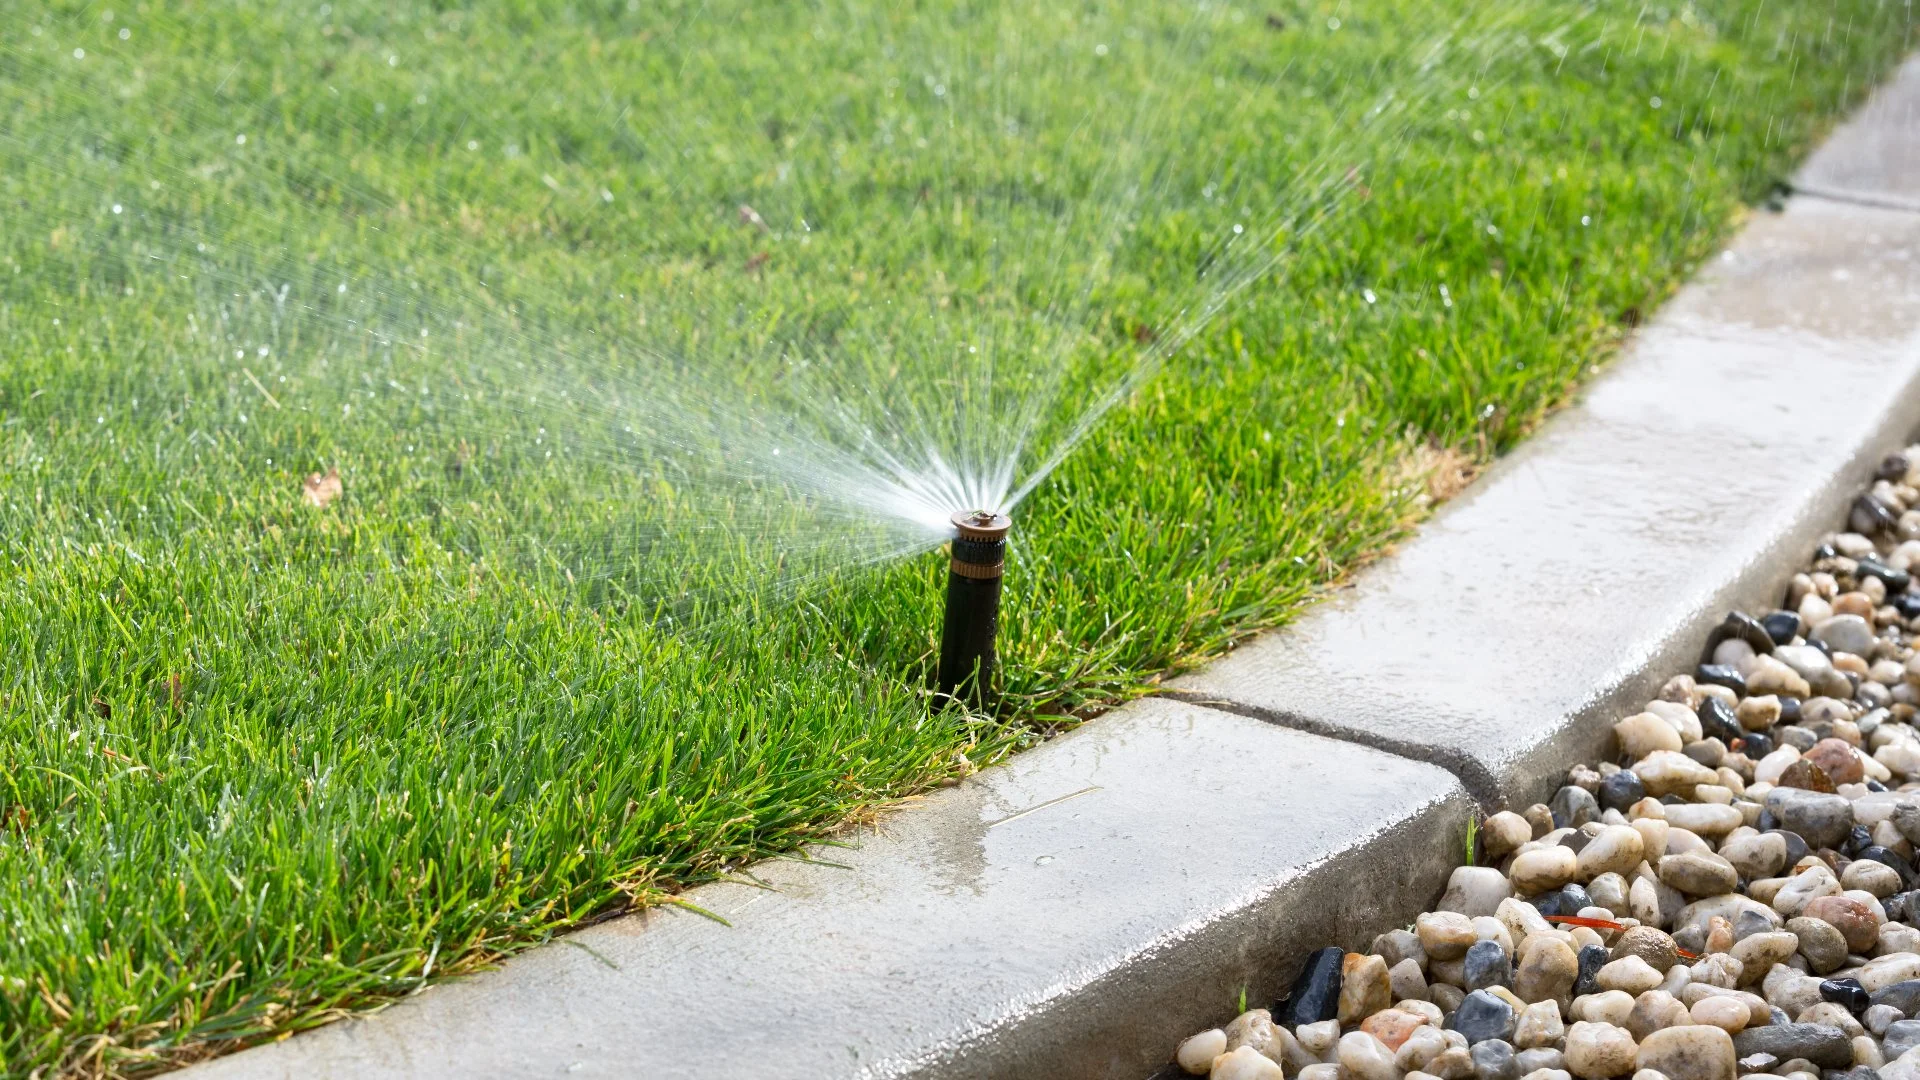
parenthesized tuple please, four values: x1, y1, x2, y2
(938, 509, 1012, 707)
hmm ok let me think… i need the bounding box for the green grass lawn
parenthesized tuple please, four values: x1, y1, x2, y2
(2, 0, 1912, 1073)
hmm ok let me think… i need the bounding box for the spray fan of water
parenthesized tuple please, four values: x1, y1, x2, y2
(1, 0, 1625, 639)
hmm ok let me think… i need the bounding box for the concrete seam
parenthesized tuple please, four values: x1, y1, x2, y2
(1155, 688, 1506, 809)
(1790, 181, 1920, 216)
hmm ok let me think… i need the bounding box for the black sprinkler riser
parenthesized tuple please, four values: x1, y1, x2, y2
(938, 510, 1011, 707)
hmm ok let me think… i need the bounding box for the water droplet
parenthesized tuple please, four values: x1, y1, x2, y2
(1363, 288, 1377, 304)
(111, 204, 122, 214)
(1094, 43, 1109, 56)
(1327, 16, 1341, 29)
(118, 27, 130, 40)
(1581, 215, 1591, 226)
(1232, 223, 1244, 234)
(235, 133, 247, 145)
(72, 47, 85, 59)
(1034, 855, 1055, 866)
(1650, 96, 1663, 109)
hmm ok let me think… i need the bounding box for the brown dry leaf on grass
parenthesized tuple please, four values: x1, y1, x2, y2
(302, 467, 342, 508)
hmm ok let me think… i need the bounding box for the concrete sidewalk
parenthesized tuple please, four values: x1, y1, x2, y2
(187, 58, 1920, 1080)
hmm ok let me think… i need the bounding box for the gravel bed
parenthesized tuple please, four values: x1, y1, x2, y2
(1165, 446, 1920, 1080)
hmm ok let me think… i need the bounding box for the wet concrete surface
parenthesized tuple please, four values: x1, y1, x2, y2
(183, 699, 1467, 1080)
(1797, 55, 1920, 211)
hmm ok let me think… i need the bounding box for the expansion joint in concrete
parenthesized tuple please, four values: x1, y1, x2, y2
(1157, 689, 1507, 810)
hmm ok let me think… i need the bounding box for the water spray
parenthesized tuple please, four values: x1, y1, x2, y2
(938, 509, 1013, 707)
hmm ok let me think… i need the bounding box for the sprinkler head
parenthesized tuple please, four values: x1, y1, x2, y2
(937, 509, 1012, 707)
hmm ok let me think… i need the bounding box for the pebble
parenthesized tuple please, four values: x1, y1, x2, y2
(1225, 1010, 1297, 1064)
(1660, 804, 1744, 839)
(1635, 1024, 1736, 1080)
(1178, 1028, 1228, 1074)
(1765, 790, 1855, 850)
(1511, 848, 1579, 896)
(1739, 694, 1785, 731)
(1771, 868, 1843, 918)
(1564, 1020, 1639, 1079)
(1597, 955, 1665, 995)
(1397, 1025, 1451, 1070)
(1483, 812, 1533, 860)
(1209, 1045, 1286, 1080)
(1795, 1001, 1863, 1038)
(1392, 957, 1430, 1002)
(1618, 712, 1685, 758)
(1600, 771, 1648, 814)
(1785, 916, 1849, 973)
(1429, 1046, 1478, 1080)
(1278, 947, 1344, 1026)
(1885, 1048, 1920, 1080)
(1732, 931, 1801, 974)
(1297, 1018, 1340, 1058)
(1515, 936, 1578, 1006)
(1471, 1039, 1519, 1080)
(1813, 614, 1878, 658)
(1801, 895, 1881, 952)
(1514, 1000, 1565, 1049)
(1630, 991, 1691, 1041)
(1442, 867, 1515, 918)
(1551, 786, 1601, 829)
(1373, 928, 1428, 971)
(1872, 978, 1920, 1015)
(1341, 953, 1393, 1023)
(1358, 1008, 1430, 1052)
(1338, 1030, 1400, 1080)
(1577, 827, 1644, 881)
(1731, 1023, 1855, 1069)
(1867, 1003, 1904, 1034)
(1721, 831, 1789, 880)
(1421, 911, 1480, 961)
(1776, 759, 1837, 793)
(1617, 927, 1681, 975)
(1464, 941, 1510, 993)
(1450, 990, 1519, 1045)
(1696, 664, 1747, 696)
(1659, 852, 1739, 897)
(1690, 995, 1750, 1033)
(1572, 944, 1609, 998)
(1805, 739, 1866, 785)
(1704, 610, 1778, 663)
(1635, 752, 1721, 797)
(1874, 1019, 1920, 1058)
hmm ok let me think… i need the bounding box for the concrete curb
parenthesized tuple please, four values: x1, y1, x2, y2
(184, 58, 1920, 1080)
(1172, 192, 1920, 810)
(184, 701, 1470, 1079)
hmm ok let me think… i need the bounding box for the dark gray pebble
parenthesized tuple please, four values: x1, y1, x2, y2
(1732, 1024, 1854, 1069)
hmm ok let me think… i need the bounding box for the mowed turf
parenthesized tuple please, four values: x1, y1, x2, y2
(1, 0, 1913, 1073)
